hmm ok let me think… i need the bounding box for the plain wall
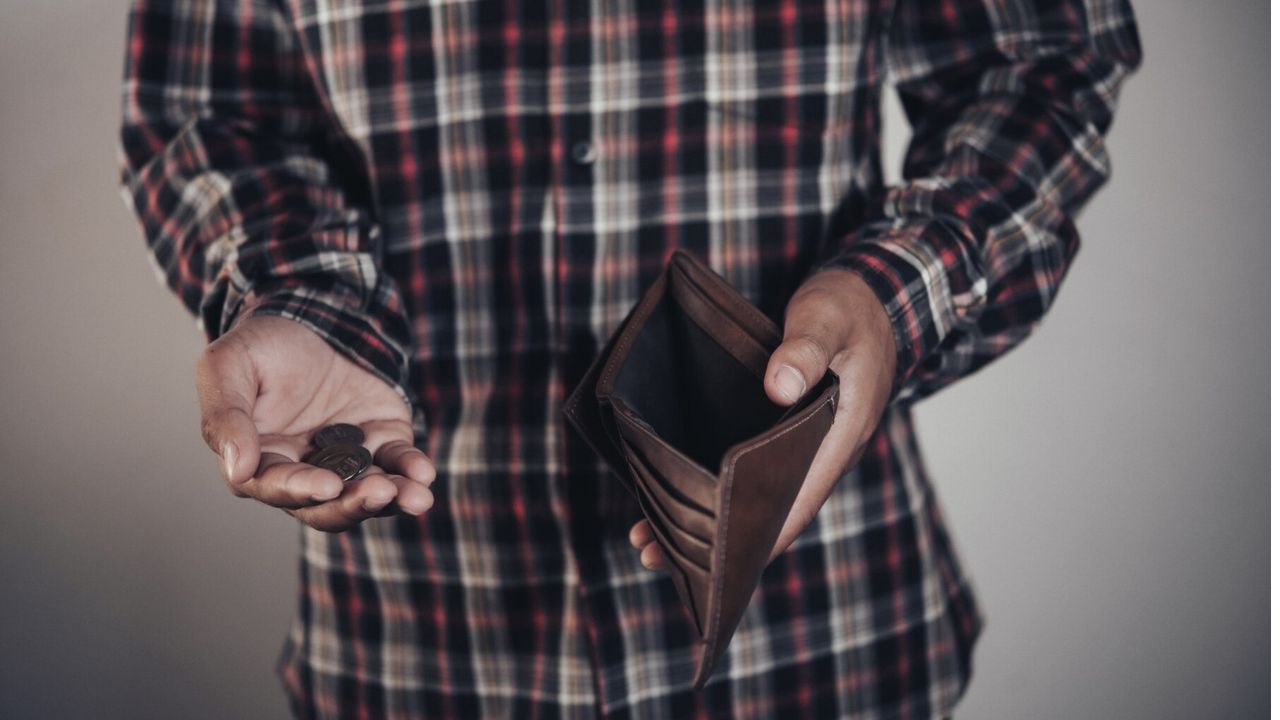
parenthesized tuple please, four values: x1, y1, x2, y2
(0, 1, 1266, 717)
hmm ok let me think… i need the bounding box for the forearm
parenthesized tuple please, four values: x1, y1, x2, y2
(820, 0, 1142, 402)
(118, 0, 412, 399)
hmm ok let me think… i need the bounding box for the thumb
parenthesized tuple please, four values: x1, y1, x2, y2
(762, 330, 834, 404)
(195, 335, 261, 486)
(765, 286, 851, 406)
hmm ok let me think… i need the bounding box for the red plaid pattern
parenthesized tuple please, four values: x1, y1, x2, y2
(118, 0, 1140, 717)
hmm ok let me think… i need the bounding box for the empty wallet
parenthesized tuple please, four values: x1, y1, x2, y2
(563, 249, 839, 689)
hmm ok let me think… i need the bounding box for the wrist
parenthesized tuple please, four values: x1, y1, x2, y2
(236, 285, 414, 410)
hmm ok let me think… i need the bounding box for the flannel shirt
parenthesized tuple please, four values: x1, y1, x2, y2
(118, 0, 1140, 717)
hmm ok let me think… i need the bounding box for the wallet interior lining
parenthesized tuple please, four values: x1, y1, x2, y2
(611, 290, 788, 474)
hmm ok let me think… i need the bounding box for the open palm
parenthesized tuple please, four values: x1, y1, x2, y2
(197, 315, 435, 531)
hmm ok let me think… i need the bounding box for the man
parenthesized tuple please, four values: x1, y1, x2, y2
(118, 0, 1140, 716)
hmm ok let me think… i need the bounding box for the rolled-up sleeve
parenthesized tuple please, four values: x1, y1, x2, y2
(118, 0, 413, 403)
(819, 0, 1142, 402)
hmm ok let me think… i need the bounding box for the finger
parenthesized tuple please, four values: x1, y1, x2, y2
(629, 520, 654, 549)
(765, 290, 850, 406)
(290, 473, 399, 533)
(366, 471, 435, 515)
(195, 335, 261, 486)
(372, 439, 436, 485)
(765, 334, 834, 406)
(359, 463, 434, 516)
(258, 432, 311, 460)
(640, 541, 668, 571)
(240, 452, 344, 508)
(360, 420, 436, 485)
(385, 472, 435, 516)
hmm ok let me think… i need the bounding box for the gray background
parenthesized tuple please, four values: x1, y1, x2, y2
(0, 0, 1266, 717)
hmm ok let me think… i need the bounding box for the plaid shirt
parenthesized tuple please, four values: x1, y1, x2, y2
(119, 0, 1140, 717)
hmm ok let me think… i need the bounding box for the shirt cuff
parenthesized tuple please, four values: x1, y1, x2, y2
(813, 218, 981, 398)
(223, 282, 414, 409)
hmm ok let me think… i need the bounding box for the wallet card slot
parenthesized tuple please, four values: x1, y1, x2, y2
(631, 476, 712, 573)
(613, 409, 718, 512)
(636, 498, 711, 638)
(621, 436, 718, 543)
(623, 451, 715, 570)
(667, 544, 712, 639)
(632, 466, 721, 571)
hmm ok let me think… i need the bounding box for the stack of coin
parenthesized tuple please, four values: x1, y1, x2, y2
(302, 423, 371, 482)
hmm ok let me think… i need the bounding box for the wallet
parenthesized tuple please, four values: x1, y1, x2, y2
(563, 250, 839, 689)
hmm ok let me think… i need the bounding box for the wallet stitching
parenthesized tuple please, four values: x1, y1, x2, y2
(598, 271, 668, 397)
(718, 381, 839, 475)
(564, 380, 636, 491)
(672, 253, 781, 348)
(672, 251, 780, 343)
(703, 393, 836, 679)
(670, 275, 773, 377)
(683, 270, 779, 348)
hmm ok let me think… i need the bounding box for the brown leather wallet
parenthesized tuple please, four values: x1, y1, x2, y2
(563, 249, 839, 689)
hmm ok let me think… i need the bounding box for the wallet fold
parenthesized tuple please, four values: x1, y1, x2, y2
(563, 250, 838, 689)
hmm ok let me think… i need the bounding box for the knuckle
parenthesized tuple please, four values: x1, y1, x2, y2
(782, 334, 829, 374)
(196, 341, 233, 380)
(382, 441, 412, 460)
(797, 334, 830, 363)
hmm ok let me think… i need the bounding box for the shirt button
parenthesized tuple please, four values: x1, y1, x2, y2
(570, 140, 597, 165)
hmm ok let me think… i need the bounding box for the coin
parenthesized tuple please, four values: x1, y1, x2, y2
(312, 423, 365, 449)
(303, 443, 372, 482)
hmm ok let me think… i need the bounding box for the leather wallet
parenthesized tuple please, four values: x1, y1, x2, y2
(563, 249, 839, 689)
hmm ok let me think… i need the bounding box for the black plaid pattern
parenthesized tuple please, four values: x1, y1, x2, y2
(118, 0, 1140, 716)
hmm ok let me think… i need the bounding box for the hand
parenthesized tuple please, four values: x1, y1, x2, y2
(196, 315, 436, 532)
(629, 268, 896, 570)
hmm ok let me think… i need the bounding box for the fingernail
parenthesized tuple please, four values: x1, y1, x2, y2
(775, 365, 807, 403)
(222, 441, 238, 481)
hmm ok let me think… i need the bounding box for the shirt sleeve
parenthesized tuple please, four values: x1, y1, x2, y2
(816, 0, 1142, 403)
(117, 0, 413, 404)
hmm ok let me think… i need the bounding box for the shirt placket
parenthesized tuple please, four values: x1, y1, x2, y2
(547, 0, 626, 715)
